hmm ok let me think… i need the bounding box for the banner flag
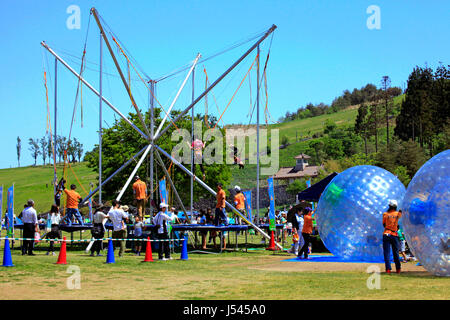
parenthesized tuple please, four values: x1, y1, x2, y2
(243, 190, 252, 222)
(267, 177, 276, 232)
(6, 185, 14, 237)
(159, 179, 168, 205)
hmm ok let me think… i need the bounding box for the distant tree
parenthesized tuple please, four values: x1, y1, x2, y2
(74, 138, 84, 162)
(323, 119, 337, 134)
(381, 76, 391, 146)
(354, 103, 370, 156)
(368, 103, 380, 152)
(28, 138, 41, 166)
(39, 137, 48, 165)
(47, 135, 53, 165)
(56, 136, 67, 163)
(16, 136, 21, 167)
(286, 179, 307, 195)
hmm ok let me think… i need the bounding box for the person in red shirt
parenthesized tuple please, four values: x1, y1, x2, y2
(132, 176, 147, 220)
(382, 200, 402, 274)
(62, 183, 84, 226)
(297, 207, 313, 259)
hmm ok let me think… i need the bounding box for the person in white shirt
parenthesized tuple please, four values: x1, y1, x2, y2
(21, 199, 38, 256)
(45, 204, 62, 256)
(153, 203, 172, 260)
(108, 200, 129, 257)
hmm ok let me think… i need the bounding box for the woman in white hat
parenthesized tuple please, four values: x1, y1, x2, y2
(153, 203, 172, 260)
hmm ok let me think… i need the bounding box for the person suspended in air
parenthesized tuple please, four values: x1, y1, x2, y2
(229, 144, 244, 170)
(189, 138, 206, 180)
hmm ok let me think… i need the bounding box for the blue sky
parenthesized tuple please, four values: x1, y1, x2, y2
(0, 0, 449, 169)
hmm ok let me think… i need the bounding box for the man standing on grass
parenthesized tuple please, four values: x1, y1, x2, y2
(132, 176, 147, 220)
(297, 207, 313, 259)
(382, 200, 402, 274)
(63, 183, 84, 226)
(153, 203, 172, 260)
(21, 199, 38, 256)
(109, 200, 129, 258)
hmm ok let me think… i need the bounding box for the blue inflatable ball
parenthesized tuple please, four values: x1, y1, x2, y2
(316, 165, 406, 261)
(402, 150, 450, 276)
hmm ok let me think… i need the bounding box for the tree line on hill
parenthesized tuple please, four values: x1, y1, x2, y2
(16, 134, 84, 167)
(281, 83, 402, 122)
(296, 65, 449, 187)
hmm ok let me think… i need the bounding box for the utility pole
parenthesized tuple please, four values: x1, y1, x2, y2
(381, 75, 391, 147)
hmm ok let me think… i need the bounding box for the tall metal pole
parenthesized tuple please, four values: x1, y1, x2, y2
(149, 80, 155, 216)
(190, 67, 195, 216)
(99, 32, 103, 205)
(54, 58, 57, 196)
(256, 46, 260, 224)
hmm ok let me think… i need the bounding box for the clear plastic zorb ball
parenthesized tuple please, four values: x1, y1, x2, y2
(402, 149, 450, 276)
(316, 165, 406, 261)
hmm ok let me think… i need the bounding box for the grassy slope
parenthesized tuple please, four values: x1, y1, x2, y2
(227, 95, 406, 188)
(0, 163, 97, 215)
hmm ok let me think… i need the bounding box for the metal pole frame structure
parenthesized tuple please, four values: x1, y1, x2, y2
(99, 31, 103, 205)
(42, 8, 278, 248)
(54, 58, 58, 196)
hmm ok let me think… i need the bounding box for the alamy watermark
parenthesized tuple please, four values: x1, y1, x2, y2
(170, 122, 280, 176)
(366, 265, 381, 289)
(66, 5, 81, 30)
(366, 5, 381, 30)
(66, 265, 81, 289)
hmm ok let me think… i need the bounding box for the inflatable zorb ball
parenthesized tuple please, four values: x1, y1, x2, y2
(316, 165, 406, 261)
(401, 150, 450, 276)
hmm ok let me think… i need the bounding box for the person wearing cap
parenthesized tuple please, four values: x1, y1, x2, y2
(297, 207, 313, 259)
(153, 202, 173, 260)
(132, 176, 147, 220)
(62, 183, 84, 226)
(108, 200, 129, 258)
(21, 199, 39, 256)
(382, 200, 402, 274)
(233, 186, 245, 225)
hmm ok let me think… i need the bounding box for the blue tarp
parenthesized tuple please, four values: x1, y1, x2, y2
(297, 172, 338, 202)
(282, 254, 386, 263)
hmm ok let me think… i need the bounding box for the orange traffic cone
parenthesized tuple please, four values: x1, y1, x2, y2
(56, 236, 67, 264)
(143, 237, 153, 262)
(266, 231, 280, 251)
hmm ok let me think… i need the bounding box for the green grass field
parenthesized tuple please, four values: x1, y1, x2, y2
(0, 227, 448, 300)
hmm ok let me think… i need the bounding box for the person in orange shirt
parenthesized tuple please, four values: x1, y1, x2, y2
(62, 183, 84, 226)
(214, 183, 228, 227)
(297, 207, 313, 259)
(382, 200, 402, 274)
(132, 176, 147, 219)
(233, 186, 245, 225)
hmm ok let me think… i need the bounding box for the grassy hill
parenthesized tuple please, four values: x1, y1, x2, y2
(0, 163, 97, 215)
(227, 94, 405, 188)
